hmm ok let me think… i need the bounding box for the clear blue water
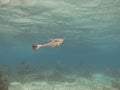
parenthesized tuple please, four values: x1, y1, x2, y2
(0, 0, 120, 78)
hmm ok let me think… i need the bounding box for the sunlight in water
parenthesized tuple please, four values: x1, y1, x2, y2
(0, 0, 120, 90)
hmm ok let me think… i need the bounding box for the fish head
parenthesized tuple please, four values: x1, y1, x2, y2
(54, 38, 64, 44)
(49, 38, 64, 47)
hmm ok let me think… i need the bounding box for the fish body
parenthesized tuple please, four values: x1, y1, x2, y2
(32, 38, 64, 51)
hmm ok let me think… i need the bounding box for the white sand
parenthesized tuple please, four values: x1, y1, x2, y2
(9, 73, 118, 90)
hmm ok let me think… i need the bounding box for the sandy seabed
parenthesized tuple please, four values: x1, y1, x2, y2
(9, 74, 119, 90)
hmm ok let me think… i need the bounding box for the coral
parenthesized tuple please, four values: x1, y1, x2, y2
(0, 80, 8, 90)
(12, 60, 40, 83)
(11, 60, 76, 83)
(102, 86, 112, 90)
(16, 60, 38, 75)
(46, 69, 65, 82)
(44, 69, 75, 83)
(104, 68, 120, 78)
(0, 70, 8, 90)
(77, 66, 96, 79)
(0, 65, 11, 81)
(111, 79, 120, 90)
(54, 61, 70, 74)
(0, 70, 2, 79)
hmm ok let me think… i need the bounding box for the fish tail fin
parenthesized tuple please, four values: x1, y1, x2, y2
(32, 44, 42, 51)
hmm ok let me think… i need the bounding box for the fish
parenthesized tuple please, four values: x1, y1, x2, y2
(32, 38, 64, 51)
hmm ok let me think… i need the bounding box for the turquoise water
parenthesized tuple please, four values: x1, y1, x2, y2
(0, 0, 120, 89)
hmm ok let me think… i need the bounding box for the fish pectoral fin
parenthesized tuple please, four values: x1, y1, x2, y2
(58, 43, 61, 46)
(51, 45, 56, 47)
(49, 44, 56, 47)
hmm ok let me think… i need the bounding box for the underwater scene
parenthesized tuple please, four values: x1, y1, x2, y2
(0, 0, 120, 90)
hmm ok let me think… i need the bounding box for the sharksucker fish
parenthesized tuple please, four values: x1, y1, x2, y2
(32, 38, 64, 51)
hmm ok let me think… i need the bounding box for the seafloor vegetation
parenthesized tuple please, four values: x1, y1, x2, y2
(0, 70, 8, 90)
(0, 60, 120, 90)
